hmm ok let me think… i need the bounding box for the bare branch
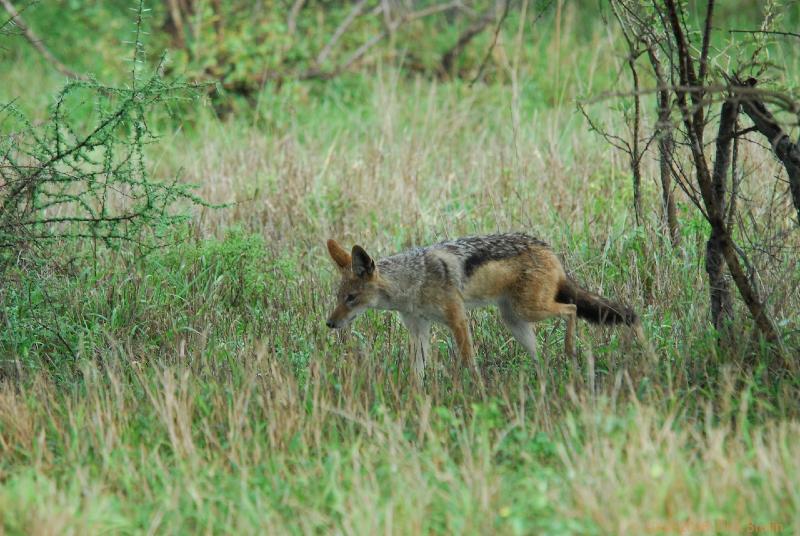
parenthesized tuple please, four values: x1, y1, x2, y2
(581, 84, 798, 124)
(287, 0, 306, 36)
(470, 0, 554, 86)
(577, 103, 631, 154)
(0, 0, 88, 81)
(441, 5, 497, 76)
(315, 0, 369, 67)
(326, 31, 387, 77)
(293, 2, 462, 82)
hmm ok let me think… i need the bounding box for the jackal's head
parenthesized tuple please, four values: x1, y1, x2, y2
(325, 239, 381, 329)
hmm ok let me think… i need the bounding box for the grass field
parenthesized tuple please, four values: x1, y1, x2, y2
(2, 3, 800, 534)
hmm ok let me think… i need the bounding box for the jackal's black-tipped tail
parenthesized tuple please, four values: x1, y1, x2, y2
(556, 278, 638, 326)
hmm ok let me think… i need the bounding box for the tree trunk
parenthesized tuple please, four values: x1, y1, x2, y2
(655, 87, 679, 245)
(705, 99, 737, 331)
(705, 231, 732, 330)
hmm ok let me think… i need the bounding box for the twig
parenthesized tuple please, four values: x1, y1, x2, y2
(330, 31, 387, 76)
(577, 102, 631, 153)
(728, 28, 800, 40)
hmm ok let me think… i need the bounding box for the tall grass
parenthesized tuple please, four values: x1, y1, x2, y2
(2, 4, 800, 533)
(2, 72, 798, 532)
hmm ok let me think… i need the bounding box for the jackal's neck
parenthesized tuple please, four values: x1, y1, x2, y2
(371, 270, 404, 312)
(368, 255, 424, 313)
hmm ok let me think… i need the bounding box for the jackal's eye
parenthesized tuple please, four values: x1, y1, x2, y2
(345, 293, 357, 304)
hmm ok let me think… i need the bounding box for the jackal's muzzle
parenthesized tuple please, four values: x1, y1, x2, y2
(325, 304, 354, 329)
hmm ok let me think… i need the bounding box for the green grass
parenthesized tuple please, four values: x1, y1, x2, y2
(2, 3, 800, 534)
(2, 80, 799, 530)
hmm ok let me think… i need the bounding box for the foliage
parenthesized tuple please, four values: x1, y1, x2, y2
(0, 2, 206, 268)
(0, 1, 798, 533)
(159, 1, 529, 93)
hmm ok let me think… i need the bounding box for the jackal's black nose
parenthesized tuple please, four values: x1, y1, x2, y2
(326, 319, 335, 329)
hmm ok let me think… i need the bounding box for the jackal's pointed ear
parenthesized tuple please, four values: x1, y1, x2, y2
(327, 239, 351, 270)
(351, 245, 375, 279)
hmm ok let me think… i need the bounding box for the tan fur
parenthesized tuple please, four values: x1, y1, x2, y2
(462, 260, 518, 300)
(327, 239, 351, 269)
(443, 298, 474, 369)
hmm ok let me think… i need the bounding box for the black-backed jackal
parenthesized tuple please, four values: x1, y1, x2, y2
(326, 233, 648, 380)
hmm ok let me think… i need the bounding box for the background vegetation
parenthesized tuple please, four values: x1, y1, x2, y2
(1, 0, 799, 533)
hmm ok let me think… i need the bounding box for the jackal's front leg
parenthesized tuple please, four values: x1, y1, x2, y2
(443, 300, 478, 377)
(401, 314, 431, 382)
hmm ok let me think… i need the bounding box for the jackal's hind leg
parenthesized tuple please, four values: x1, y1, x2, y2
(509, 298, 578, 359)
(558, 303, 577, 358)
(499, 302, 538, 359)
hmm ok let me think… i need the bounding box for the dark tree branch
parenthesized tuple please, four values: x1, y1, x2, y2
(735, 78, 800, 226)
(441, 4, 498, 76)
(698, 0, 715, 85)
